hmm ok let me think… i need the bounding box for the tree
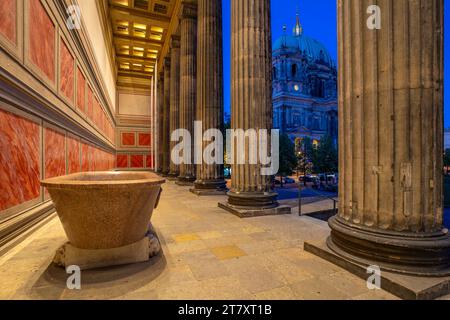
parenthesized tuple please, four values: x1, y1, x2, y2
(297, 137, 314, 185)
(277, 133, 298, 187)
(312, 135, 338, 179)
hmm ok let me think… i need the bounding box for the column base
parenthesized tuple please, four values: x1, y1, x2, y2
(167, 172, 180, 181)
(327, 215, 450, 277)
(218, 191, 291, 218)
(160, 170, 170, 177)
(190, 180, 228, 196)
(304, 238, 450, 300)
(176, 175, 196, 186)
(53, 230, 161, 271)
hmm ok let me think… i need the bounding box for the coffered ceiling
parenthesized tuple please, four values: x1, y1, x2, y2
(107, 0, 177, 89)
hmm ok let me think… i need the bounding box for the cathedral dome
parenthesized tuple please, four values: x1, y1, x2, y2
(273, 13, 335, 67)
(274, 34, 334, 67)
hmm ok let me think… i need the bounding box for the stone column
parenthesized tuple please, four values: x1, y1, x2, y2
(157, 72, 164, 173)
(162, 56, 171, 175)
(191, 0, 227, 195)
(219, 0, 289, 217)
(177, 1, 197, 186)
(326, 0, 450, 276)
(168, 35, 181, 178)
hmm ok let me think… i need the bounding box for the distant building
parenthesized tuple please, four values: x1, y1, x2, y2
(272, 14, 338, 147)
(445, 128, 450, 150)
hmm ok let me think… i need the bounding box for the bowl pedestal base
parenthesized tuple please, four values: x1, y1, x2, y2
(53, 230, 161, 271)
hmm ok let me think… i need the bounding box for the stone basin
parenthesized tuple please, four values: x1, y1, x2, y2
(41, 171, 165, 251)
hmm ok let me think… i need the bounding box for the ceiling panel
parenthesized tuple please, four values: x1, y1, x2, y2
(108, 0, 176, 89)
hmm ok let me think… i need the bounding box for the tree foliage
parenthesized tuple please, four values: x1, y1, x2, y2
(311, 135, 338, 174)
(278, 133, 298, 179)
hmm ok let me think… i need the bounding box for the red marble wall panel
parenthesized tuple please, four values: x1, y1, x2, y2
(67, 136, 80, 174)
(139, 133, 151, 147)
(93, 98, 99, 127)
(81, 143, 89, 172)
(0, 0, 16, 44)
(94, 148, 109, 171)
(87, 86, 94, 121)
(60, 39, 74, 102)
(117, 155, 128, 169)
(122, 132, 135, 146)
(29, 0, 55, 83)
(44, 127, 65, 179)
(100, 110, 105, 134)
(76, 67, 85, 112)
(92, 148, 99, 171)
(107, 122, 115, 143)
(0, 109, 40, 211)
(110, 153, 116, 169)
(146, 154, 153, 169)
(88, 145, 95, 171)
(131, 155, 144, 168)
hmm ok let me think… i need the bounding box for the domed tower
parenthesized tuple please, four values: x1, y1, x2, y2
(272, 12, 338, 145)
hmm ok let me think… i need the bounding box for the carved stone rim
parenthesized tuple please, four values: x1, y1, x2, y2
(41, 171, 165, 188)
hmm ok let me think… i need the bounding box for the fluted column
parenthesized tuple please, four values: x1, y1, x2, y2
(157, 72, 164, 173)
(169, 35, 181, 178)
(327, 0, 449, 276)
(191, 0, 227, 195)
(177, 2, 198, 185)
(162, 56, 171, 175)
(219, 0, 290, 217)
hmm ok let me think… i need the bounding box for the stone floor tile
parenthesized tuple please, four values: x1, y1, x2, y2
(210, 245, 247, 261)
(255, 286, 297, 300)
(197, 231, 223, 240)
(172, 233, 201, 243)
(290, 277, 351, 300)
(351, 290, 399, 300)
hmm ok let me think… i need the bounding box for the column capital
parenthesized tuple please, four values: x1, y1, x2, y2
(179, 1, 197, 20)
(170, 35, 181, 49)
(163, 56, 171, 69)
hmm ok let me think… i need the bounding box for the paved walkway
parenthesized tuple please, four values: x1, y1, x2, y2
(0, 181, 400, 300)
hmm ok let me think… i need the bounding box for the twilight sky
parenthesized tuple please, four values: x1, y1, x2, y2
(222, 0, 450, 127)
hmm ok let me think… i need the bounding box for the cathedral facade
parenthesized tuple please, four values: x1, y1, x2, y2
(272, 15, 338, 146)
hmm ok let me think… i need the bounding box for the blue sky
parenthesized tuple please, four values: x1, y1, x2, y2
(223, 0, 450, 127)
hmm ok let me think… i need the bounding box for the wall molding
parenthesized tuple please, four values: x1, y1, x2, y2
(53, 0, 117, 124)
(0, 201, 55, 256)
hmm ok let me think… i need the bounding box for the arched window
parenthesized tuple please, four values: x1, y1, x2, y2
(292, 64, 297, 78)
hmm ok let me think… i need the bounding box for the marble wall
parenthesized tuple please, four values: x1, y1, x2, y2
(117, 155, 128, 169)
(44, 127, 66, 180)
(116, 154, 153, 170)
(60, 39, 74, 102)
(122, 132, 135, 146)
(67, 135, 81, 174)
(116, 130, 154, 170)
(0, 0, 115, 216)
(138, 133, 151, 147)
(29, 0, 55, 83)
(0, 106, 116, 214)
(0, 0, 16, 44)
(0, 0, 157, 220)
(0, 109, 40, 211)
(81, 143, 90, 172)
(76, 67, 86, 112)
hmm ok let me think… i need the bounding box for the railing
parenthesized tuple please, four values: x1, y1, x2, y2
(297, 183, 339, 216)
